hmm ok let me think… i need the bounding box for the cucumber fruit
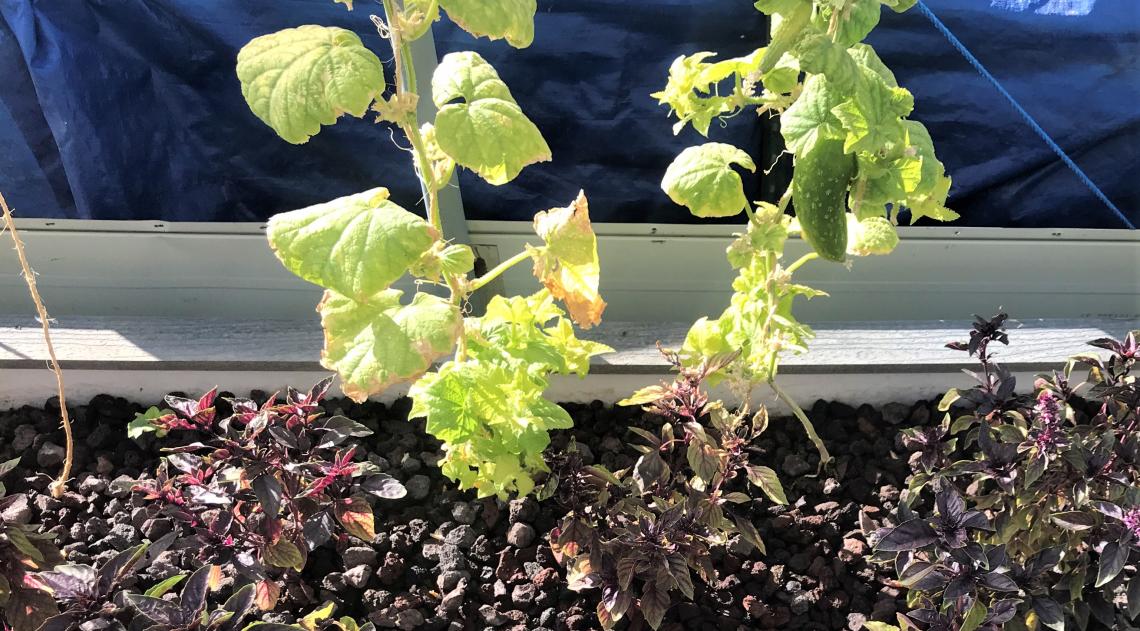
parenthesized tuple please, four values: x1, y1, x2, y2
(792, 138, 856, 262)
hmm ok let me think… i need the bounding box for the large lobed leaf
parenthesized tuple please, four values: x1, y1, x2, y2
(529, 191, 606, 328)
(661, 143, 756, 218)
(318, 289, 462, 402)
(439, 0, 537, 48)
(432, 51, 551, 185)
(237, 26, 384, 144)
(267, 188, 439, 302)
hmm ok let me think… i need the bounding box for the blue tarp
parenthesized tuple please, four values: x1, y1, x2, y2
(0, 0, 1136, 227)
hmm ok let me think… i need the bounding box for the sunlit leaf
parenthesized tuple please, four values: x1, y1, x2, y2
(438, 0, 536, 48)
(318, 289, 462, 402)
(529, 191, 606, 328)
(237, 26, 384, 144)
(267, 188, 438, 302)
(661, 143, 756, 218)
(432, 51, 550, 185)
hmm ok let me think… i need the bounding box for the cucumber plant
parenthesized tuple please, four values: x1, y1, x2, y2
(648, 0, 958, 462)
(236, 1, 610, 499)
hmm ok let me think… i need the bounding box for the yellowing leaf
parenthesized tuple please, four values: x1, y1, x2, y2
(333, 496, 376, 541)
(438, 0, 537, 48)
(432, 51, 551, 185)
(530, 191, 606, 328)
(253, 580, 280, 611)
(661, 143, 756, 218)
(237, 26, 384, 144)
(267, 188, 439, 302)
(301, 602, 338, 631)
(318, 289, 462, 402)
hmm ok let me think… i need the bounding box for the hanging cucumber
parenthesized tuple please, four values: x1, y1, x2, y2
(792, 138, 856, 262)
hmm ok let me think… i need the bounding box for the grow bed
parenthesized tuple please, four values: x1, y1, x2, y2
(4, 384, 1135, 631)
(0, 392, 980, 631)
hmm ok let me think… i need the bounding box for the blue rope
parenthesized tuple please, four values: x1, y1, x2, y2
(913, 0, 1135, 229)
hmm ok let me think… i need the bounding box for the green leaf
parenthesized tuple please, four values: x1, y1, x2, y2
(237, 26, 384, 144)
(661, 143, 756, 218)
(432, 51, 550, 185)
(795, 33, 862, 93)
(687, 438, 721, 483)
(812, 0, 881, 47)
(268, 188, 438, 302)
(959, 596, 987, 631)
(862, 624, 900, 631)
(127, 407, 172, 440)
(530, 191, 606, 328)
(846, 215, 898, 256)
(318, 289, 462, 402)
(438, 0, 536, 48)
(409, 359, 572, 499)
(780, 74, 845, 156)
(746, 465, 788, 504)
(144, 574, 186, 598)
(264, 539, 305, 571)
(758, 0, 813, 74)
(831, 69, 910, 154)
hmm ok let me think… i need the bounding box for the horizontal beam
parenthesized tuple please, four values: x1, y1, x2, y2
(1, 315, 1133, 373)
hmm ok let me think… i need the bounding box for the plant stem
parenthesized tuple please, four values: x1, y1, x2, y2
(467, 249, 533, 294)
(0, 192, 73, 498)
(768, 378, 831, 467)
(785, 251, 818, 275)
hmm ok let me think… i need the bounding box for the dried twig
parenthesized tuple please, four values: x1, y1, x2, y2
(0, 191, 72, 497)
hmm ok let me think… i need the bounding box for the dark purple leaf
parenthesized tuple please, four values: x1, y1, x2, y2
(178, 565, 215, 622)
(252, 474, 283, 518)
(943, 576, 973, 600)
(986, 599, 1020, 625)
(632, 451, 668, 493)
(1093, 501, 1123, 520)
(1127, 574, 1140, 621)
(125, 594, 182, 625)
(359, 474, 406, 500)
(308, 376, 334, 402)
(188, 486, 231, 505)
(97, 543, 147, 596)
(266, 426, 299, 450)
(39, 614, 79, 631)
(37, 565, 97, 600)
(1051, 511, 1096, 531)
(303, 511, 336, 550)
(876, 519, 938, 552)
(1032, 597, 1065, 631)
(1026, 547, 1061, 577)
(166, 453, 202, 475)
(960, 511, 993, 531)
(979, 571, 1018, 592)
(1094, 541, 1126, 587)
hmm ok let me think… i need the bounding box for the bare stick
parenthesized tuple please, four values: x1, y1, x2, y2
(0, 192, 73, 497)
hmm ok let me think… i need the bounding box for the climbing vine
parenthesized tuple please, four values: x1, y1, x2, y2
(646, 0, 957, 462)
(237, 0, 609, 499)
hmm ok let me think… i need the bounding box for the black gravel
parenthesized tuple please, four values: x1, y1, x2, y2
(0, 392, 954, 630)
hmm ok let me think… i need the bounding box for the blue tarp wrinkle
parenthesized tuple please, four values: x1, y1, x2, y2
(0, 0, 1136, 227)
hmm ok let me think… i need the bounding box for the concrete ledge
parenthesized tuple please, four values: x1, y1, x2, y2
(1, 316, 1134, 410)
(1, 316, 1134, 374)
